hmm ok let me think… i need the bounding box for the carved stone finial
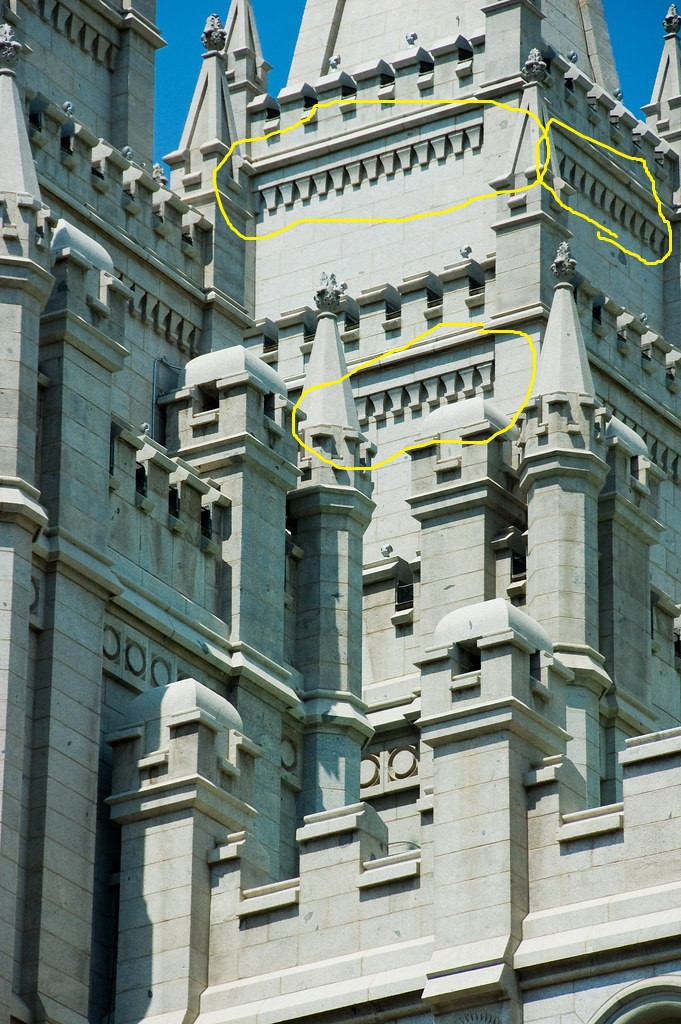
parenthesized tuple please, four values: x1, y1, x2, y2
(551, 241, 577, 281)
(315, 272, 347, 314)
(664, 3, 681, 34)
(202, 13, 226, 52)
(521, 47, 548, 83)
(152, 162, 168, 185)
(0, 24, 22, 73)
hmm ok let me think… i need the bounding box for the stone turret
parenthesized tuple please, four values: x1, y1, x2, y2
(408, 397, 523, 638)
(224, 0, 271, 138)
(165, 14, 252, 314)
(644, 4, 681, 143)
(288, 0, 618, 91)
(0, 27, 52, 1023)
(518, 243, 610, 805)
(288, 274, 375, 815)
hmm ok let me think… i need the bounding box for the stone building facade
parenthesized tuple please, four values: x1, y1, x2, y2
(2, 1, 681, 1024)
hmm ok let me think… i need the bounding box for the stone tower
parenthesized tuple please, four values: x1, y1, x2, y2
(2, 3, 681, 1024)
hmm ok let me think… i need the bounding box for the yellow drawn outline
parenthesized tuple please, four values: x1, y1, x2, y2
(292, 322, 536, 472)
(212, 98, 672, 470)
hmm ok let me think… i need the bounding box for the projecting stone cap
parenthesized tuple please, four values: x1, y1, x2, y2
(182, 345, 287, 397)
(126, 676, 243, 754)
(434, 598, 553, 653)
(419, 396, 518, 441)
(51, 218, 114, 273)
(606, 415, 649, 457)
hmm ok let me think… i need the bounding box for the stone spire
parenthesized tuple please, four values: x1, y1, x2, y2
(166, 14, 237, 192)
(301, 273, 361, 441)
(224, 0, 265, 72)
(644, 4, 681, 141)
(533, 243, 595, 399)
(288, 0, 618, 91)
(0, 24, 40, 199)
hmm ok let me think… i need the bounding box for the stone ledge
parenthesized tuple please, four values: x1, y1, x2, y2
(239, 878, 300, 918)
(558, 803, 624, 842)
(358, 849, 421, 889)
(620, 726, 681, 766)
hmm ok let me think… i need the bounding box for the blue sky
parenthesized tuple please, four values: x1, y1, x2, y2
(154, 0, 667, 164)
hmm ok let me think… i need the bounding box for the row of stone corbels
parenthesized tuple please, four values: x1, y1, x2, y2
(26, 94, 211, 255)
(555, 55, 675, 179)
(110, 422, 226, 549)
(554, 154, 670, 260)
(33, 0, 119, 70)
(255, 122, 484, 215)
(248, 34, 478, 136)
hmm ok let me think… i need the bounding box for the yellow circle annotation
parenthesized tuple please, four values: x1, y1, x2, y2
(212, 97, 672, 470)
(291, 322, 536, 472)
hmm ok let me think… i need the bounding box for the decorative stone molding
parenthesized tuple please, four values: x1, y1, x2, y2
(551, 241, 577, 280)
(152, 162, 168, 185)
(315, 272, 347, 314)
(558, 153, 668, 258)
(257, 124, 483, 215)
(521, 47, 548, 83)
(0, 23, 21, 72)
(354, 360, 494, 426)
(36, 2, 118, 69)
(202, 13, 226, 52)
(361, 741, 419, 794)
(664, 3, 681, 35)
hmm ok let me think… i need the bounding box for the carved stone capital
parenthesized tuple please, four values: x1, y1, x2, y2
(0, 24, 22, 74)
(202, 14, 226, 52)
(315, 272, 347, 314)
(521, 47, 548, 83)
(551, 241, 577, 281)
(664, 4, 681, 35)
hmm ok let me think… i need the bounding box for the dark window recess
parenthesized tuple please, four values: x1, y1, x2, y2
(201, 506, 213, 540)
(29, 107, 43, 131)
(345, 309, 360, 331)
(135, 464, 147, 497)
(61, 129, 74, 153)
(199, 385, 219, 411)
(426, 287, 442, 308)
(380, 71, 394, 87)
(341, 83, 356, 98)
(468, 276, 485, 296)
(457, 644, 481, 673)
(109, 425, 117, 476)
(530, 651, 541, 679)
(419, 56, 434, 75)
(385, 300, 401, 321)
(511, 550, 527, 579)
(458, 42, 473, 61)
(303, 92, 317, 109)
(263, 333, 278, 353)
(674, 630, 681, 659)
(168, 486, 180, 519)
(264, 393, 275, 420)
(395, 580, 414, 611)
(565, 77, 575, 93)
(592, 300, 603, 324)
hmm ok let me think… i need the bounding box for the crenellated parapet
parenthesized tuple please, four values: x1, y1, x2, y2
(521, 723, 681, 975)
(108, 677, 261, 1024)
